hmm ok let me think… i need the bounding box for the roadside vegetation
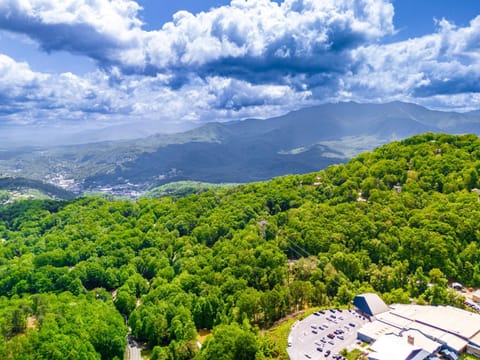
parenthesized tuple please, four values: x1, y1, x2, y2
(344, 349, 364, 360)
(460, 354, 480, 360)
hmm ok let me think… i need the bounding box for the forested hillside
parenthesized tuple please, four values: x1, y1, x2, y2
(1, 133, 480, 359)
(0, 177, 76, 205)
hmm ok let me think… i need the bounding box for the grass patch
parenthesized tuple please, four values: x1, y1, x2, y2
(460, 355, 480, 360)
(265, 307, 323, 360)
(345, 349, 364, 360)
(140, 348, 152, 360)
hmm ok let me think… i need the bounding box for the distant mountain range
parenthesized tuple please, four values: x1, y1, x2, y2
(1, 101, 480, 197)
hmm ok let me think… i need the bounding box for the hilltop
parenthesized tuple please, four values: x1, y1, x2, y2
(0, 177, 76, 205)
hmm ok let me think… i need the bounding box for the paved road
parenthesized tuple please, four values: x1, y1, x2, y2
(126, 337, 142, 360)
(287, 309, 370, 359)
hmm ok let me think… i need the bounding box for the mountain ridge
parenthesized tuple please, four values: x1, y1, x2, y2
(1, 101, 480, 197)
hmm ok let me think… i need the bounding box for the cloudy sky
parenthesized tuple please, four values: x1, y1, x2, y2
(1, 0, 480, 145)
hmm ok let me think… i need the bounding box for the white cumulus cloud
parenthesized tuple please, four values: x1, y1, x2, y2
(339, 15, 480, 109)
(0, 0, 395, 82)
(1, 0, 480, 139)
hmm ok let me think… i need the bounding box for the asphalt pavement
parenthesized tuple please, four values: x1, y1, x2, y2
(287, 308, 370, 360)
(127, 337, 142, 360)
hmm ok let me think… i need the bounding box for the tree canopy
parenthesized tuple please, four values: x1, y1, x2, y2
(0, 133, 479, 358)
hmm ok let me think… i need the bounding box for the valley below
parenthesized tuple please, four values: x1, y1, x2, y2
(2, 101, 480, 199)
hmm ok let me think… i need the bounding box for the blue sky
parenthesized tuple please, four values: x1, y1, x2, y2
(1, 0, 480, 145)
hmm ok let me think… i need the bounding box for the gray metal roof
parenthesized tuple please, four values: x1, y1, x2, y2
(353, 293, 390, 316)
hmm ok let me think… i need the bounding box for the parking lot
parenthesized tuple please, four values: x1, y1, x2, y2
(287, 308, 370, 359)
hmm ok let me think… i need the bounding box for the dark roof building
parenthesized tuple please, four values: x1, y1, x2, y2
(353, 293, 390, 317)
(407, 349, 432, 360)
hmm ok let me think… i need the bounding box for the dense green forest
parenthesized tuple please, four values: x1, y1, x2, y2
(1, 133, 480, 359)
(141, 181, 238, 199)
